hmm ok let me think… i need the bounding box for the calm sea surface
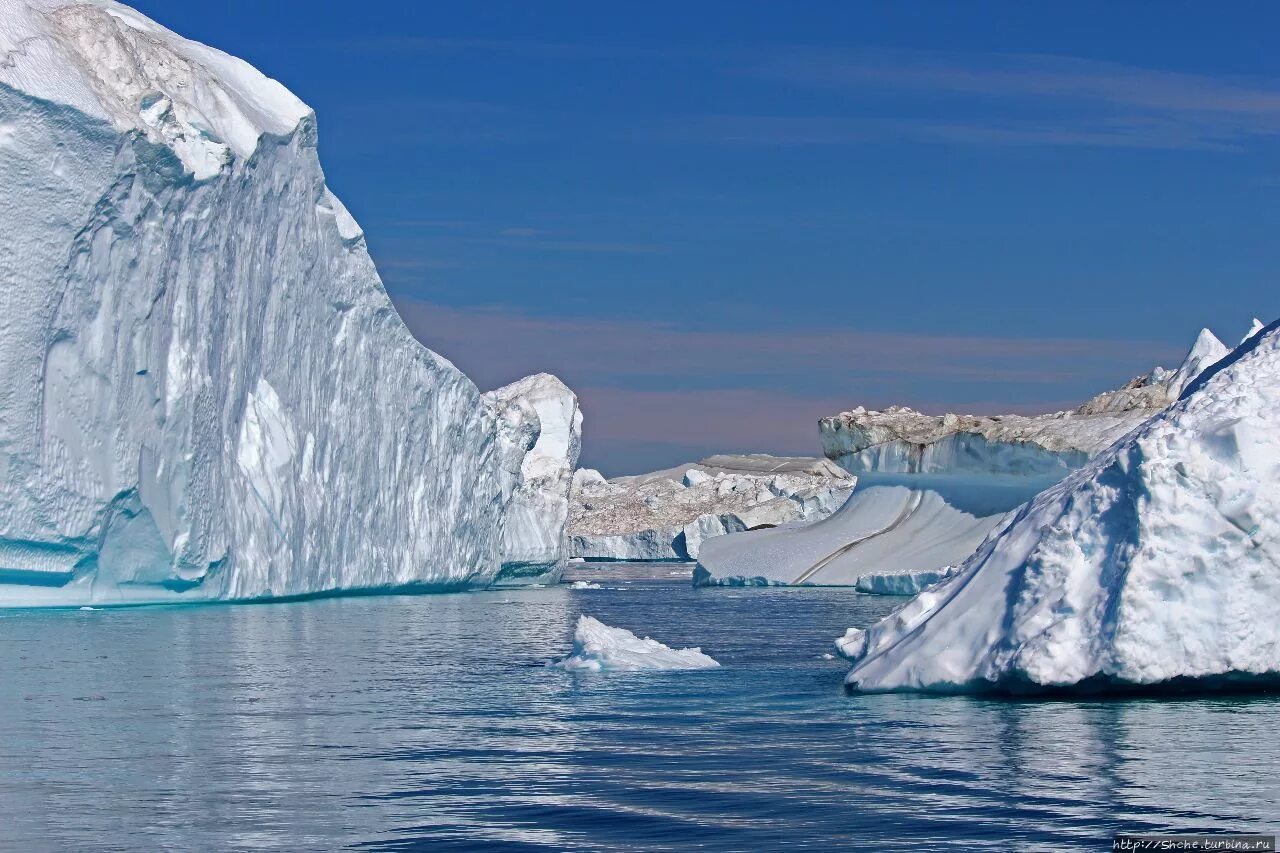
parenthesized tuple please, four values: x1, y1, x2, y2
(2, 569, 1278, 851)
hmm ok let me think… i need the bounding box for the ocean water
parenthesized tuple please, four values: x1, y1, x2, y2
(2, 571, 1278, 851)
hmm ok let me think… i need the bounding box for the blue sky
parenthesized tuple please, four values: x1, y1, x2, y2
(134, 1, 1280, 473)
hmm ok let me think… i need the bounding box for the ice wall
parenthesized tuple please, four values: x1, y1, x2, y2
(819, 329, 1230, 477)
(0, 0, 508, 605)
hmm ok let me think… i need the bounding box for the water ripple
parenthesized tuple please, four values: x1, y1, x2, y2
(1, 580, 1277, 849)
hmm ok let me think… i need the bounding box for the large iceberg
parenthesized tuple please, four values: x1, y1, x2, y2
(485, 374, 582, 583)
(568, 454, 855, 561)
(0, 0, 544, 605)
(553, 615, 720, 671)
(840, 320, 1280, 693)
(698, 329, 1235, 589)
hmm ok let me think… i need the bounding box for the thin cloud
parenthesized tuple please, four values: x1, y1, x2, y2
(748, 50, 1280, 118)
(713, 49, 1280, 151)
(396, 299, 1180, 387)
(655, 114, 1245, 151)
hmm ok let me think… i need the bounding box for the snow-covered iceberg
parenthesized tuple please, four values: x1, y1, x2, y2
(0, 0, 538, 606)
(486, 374, 582, 584)
(841, 320, 1280, 693)
(698, 328, 1236, 589)
(568, 454, 854, 561)
(553, 615, 720, 671)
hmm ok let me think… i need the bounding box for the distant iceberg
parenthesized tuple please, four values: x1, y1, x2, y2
(553, 616, 720, 672)
(698, 326, 1240, 590)
(569, 454, 854, 562)
(841, 320, 1280, 694)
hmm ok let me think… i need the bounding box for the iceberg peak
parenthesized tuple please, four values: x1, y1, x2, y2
(2, 0, 311, 178)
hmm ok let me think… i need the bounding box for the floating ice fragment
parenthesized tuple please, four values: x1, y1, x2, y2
(553, 616, 720, 672)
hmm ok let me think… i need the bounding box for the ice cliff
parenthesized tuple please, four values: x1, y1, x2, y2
(0, 1, 565, 605)
(840, 320, 1280, 693)
(486, 374, 582, 583)
(567, 454, 855, 561)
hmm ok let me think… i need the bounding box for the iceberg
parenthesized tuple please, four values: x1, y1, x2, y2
(568, 454, 854, 561)
(819, 329, 1229, 476)
(695, 476, 1038, 587)
(485, 374, 582, 584)
(698, 327, 1240, 589)
(0, 0, 567, 606)
(854, 566, 958, 596)
(553, 615, 720, 671)
(841, 320, 1280, 693)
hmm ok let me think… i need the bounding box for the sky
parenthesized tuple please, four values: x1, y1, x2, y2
(133, 1, 1280, 474)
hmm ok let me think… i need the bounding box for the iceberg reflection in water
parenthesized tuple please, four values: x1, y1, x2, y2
(2, 579, 1278, 850)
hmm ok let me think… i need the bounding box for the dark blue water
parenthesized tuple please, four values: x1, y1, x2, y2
(2, 574, 1278, 850)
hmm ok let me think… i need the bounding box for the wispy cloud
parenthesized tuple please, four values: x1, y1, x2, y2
(318, 38, 1280, 152)
(706, 49, 1280, 151)
(748, 51, 1280, 117)
(397, 300, 1179, 385)
(657, 114, 1246, 151)
(324, 35, 703, 62)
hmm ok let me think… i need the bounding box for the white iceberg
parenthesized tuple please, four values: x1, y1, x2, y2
(819, 328, 1231, 477)
(553, 615, 720, 671)
(0, 0, 566, 606)
(695, 477, 1035, 587)
(842, 320, 1280, 693)
(486, 374, 582, 583)
(568, 454, 854, 561)
(699, 327, 1240, 589)
(854, 566, 958, 596)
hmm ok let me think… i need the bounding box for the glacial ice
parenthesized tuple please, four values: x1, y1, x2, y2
(695, 476, 1040, 587)
(486, 374, 582, 582)
(699, 327, 1240, 589)
(553, 615, 720, 671)
(854, 566, 958, 596)
(0, 0, 552, 606)
(1165, 328, 1228, 398)
(841, 320, 1280, 693)
(818, 329, 1230, 476)
(568, 454, 854, 561)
